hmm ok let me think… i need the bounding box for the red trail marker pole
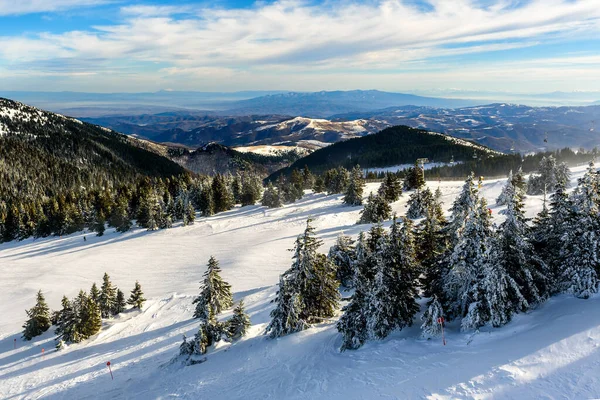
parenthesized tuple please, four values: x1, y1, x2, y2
(437, 317, 447, 346)
(106, 361, 114, 380)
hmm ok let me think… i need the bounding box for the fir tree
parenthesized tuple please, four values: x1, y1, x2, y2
(378, 172, 402, 202)
(444, 194, 493, 322)
(312, 176, 325, 194)
(357, 193, 392, 224)
(261, 182, 283, 208)
(110, 196, 132, 233)
(496, 170, 514, 206)
(22, 290, 51, 340)
(76, 290, 102, 339)
(421, 296, 445, 338)
(193, 256, 233, 320)
(198, 184, 215, 217)
(343, 165, 365, 206)
(212, 174, 234, 213)
(403, 162, 425, 191)
(55, 295, 78, 345)
(227, 300, 251, 340)
(128, 281, 146, 309)
(241, 175, 263, 206)
(94, 210, 106, 237)
(406, 187, 435, 219)
(114, 289, 127, 315)
(302, 165, 314, 189)
(99, 272, 117, 318)
(328, 234, 356, 287)
(266, 219, 339, 337)
(89, 282, 100, 305)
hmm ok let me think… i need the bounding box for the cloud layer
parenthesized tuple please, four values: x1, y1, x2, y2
(1, 0, 599, 92)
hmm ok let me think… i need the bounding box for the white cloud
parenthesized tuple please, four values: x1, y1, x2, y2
(0, 0, 114, 16)
(1, 0, 600, 91)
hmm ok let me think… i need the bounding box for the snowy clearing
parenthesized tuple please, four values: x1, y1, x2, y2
(1, 165, 599, 399)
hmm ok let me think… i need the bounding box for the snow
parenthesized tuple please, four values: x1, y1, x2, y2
(232, 145, 306, 156)
(1, 165, 598, 399)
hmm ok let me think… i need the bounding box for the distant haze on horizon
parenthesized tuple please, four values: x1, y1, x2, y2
(0, 1, 599, 94)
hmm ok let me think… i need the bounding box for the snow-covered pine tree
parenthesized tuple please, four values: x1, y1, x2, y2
(288, 218, 339, 322)
(357, 193, 391, 224)
(378, 172, 402, 202)
(418, 194, 449, 337)
(127, 281, 146, 309)
(444, 193, 493, 322)
(99, 272, 117, 318)
(93, 210, 106, 237)
(54, 295, 79, 346)
(421, 296, 444, 338)
(302, 165, 314, 189)
(184, 200, 196, 226)
(343, 165, 365, 206)
(496, 170, 514, 206)
(241, 174, 263, 206)
(266, 277, 309, 338)
(560, 162, 600, 298)
(114, 289, 127, 314)
(444, 173, 479, 247)
(369, 217, 420, 339)
(262, 182, 283, 208)
(22, 290, 51, 340)
(337, 266, 370, 351)
(493, 181, 548, 306)
(227, 300, 251, 340)
(328, 234, 356, 287)
(406, 187, 434, 219)
(193, 256, 233, 320)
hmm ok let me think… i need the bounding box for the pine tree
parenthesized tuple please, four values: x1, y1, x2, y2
(261, 182, 283, 208)
(183, 201, 196, 226)
(198, 184, 215, 217)
(94, 210, 106, 237)
(406, 187, 435, 219)
(368, 217, 420, 339)
(266, 219, 339, 337)
(212, 174, 234, 213)
(193, 256, 233, 320)
(403, 162, 425, 191)
(266, 277, 309, 338)
(128, 281, 146, 309)
(55, 295, 78, 345)
(22, 290, 51, 340)
(343, 165, 365, 206)
(80, 293, 102, 338)
(227, 300, 251, 340)
(312, 175, 325, 194)
(114, 289, 127, 314)
(99, 272, 117, 318)
(378, 172, 402, 202)
(110, 196, 132, 233)
(496, 170, 514, 206)
(559, 162, 600, 298)
(444, 194, 493, 322)
(89, 282, 100, 305)
(241, 174, 263, 206)
(302, 165, 314, 189)
(357, 193, 392, 224)
(421, 296, 444, 338)
(328, 234, 356, 287)
(445, 173, 479, 247)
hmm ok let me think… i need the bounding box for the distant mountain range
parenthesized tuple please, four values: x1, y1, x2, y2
(81, 103, 600, 153)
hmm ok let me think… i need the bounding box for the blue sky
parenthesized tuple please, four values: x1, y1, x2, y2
(0, 0, 599, 93)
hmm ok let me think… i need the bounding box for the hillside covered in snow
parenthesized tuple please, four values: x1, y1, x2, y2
(1, 165, 599, 399)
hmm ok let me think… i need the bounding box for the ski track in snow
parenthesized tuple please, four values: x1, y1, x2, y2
(1, 165, 599, 399)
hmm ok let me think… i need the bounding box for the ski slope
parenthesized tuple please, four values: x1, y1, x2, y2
(1, 165, 599, 399)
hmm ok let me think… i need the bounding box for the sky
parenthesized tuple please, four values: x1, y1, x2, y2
(0, 0, 599, 94)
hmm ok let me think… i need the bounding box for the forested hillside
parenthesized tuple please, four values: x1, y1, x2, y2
(270, 125, 500, 178)
(0, 98, 185, 202)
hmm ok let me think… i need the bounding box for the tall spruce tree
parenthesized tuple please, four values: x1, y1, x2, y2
(406, 187, 435, 219)
(193, 256, 233, 320)
(99, 272, 117, 318)
(343, 165, 365, 206)
(357, 193, 392, 224)
(114, 289, 127, 314)
(262, 182, 283, 208)
(227, 300, 252, 340)
(328, 234, 356, 288)
(128, 281, 146, 309)
(22, 290, 51, 340)
(378, 173, 402, 202)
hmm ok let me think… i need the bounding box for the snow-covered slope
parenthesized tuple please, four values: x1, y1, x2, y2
(1, 165, 599, 399)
